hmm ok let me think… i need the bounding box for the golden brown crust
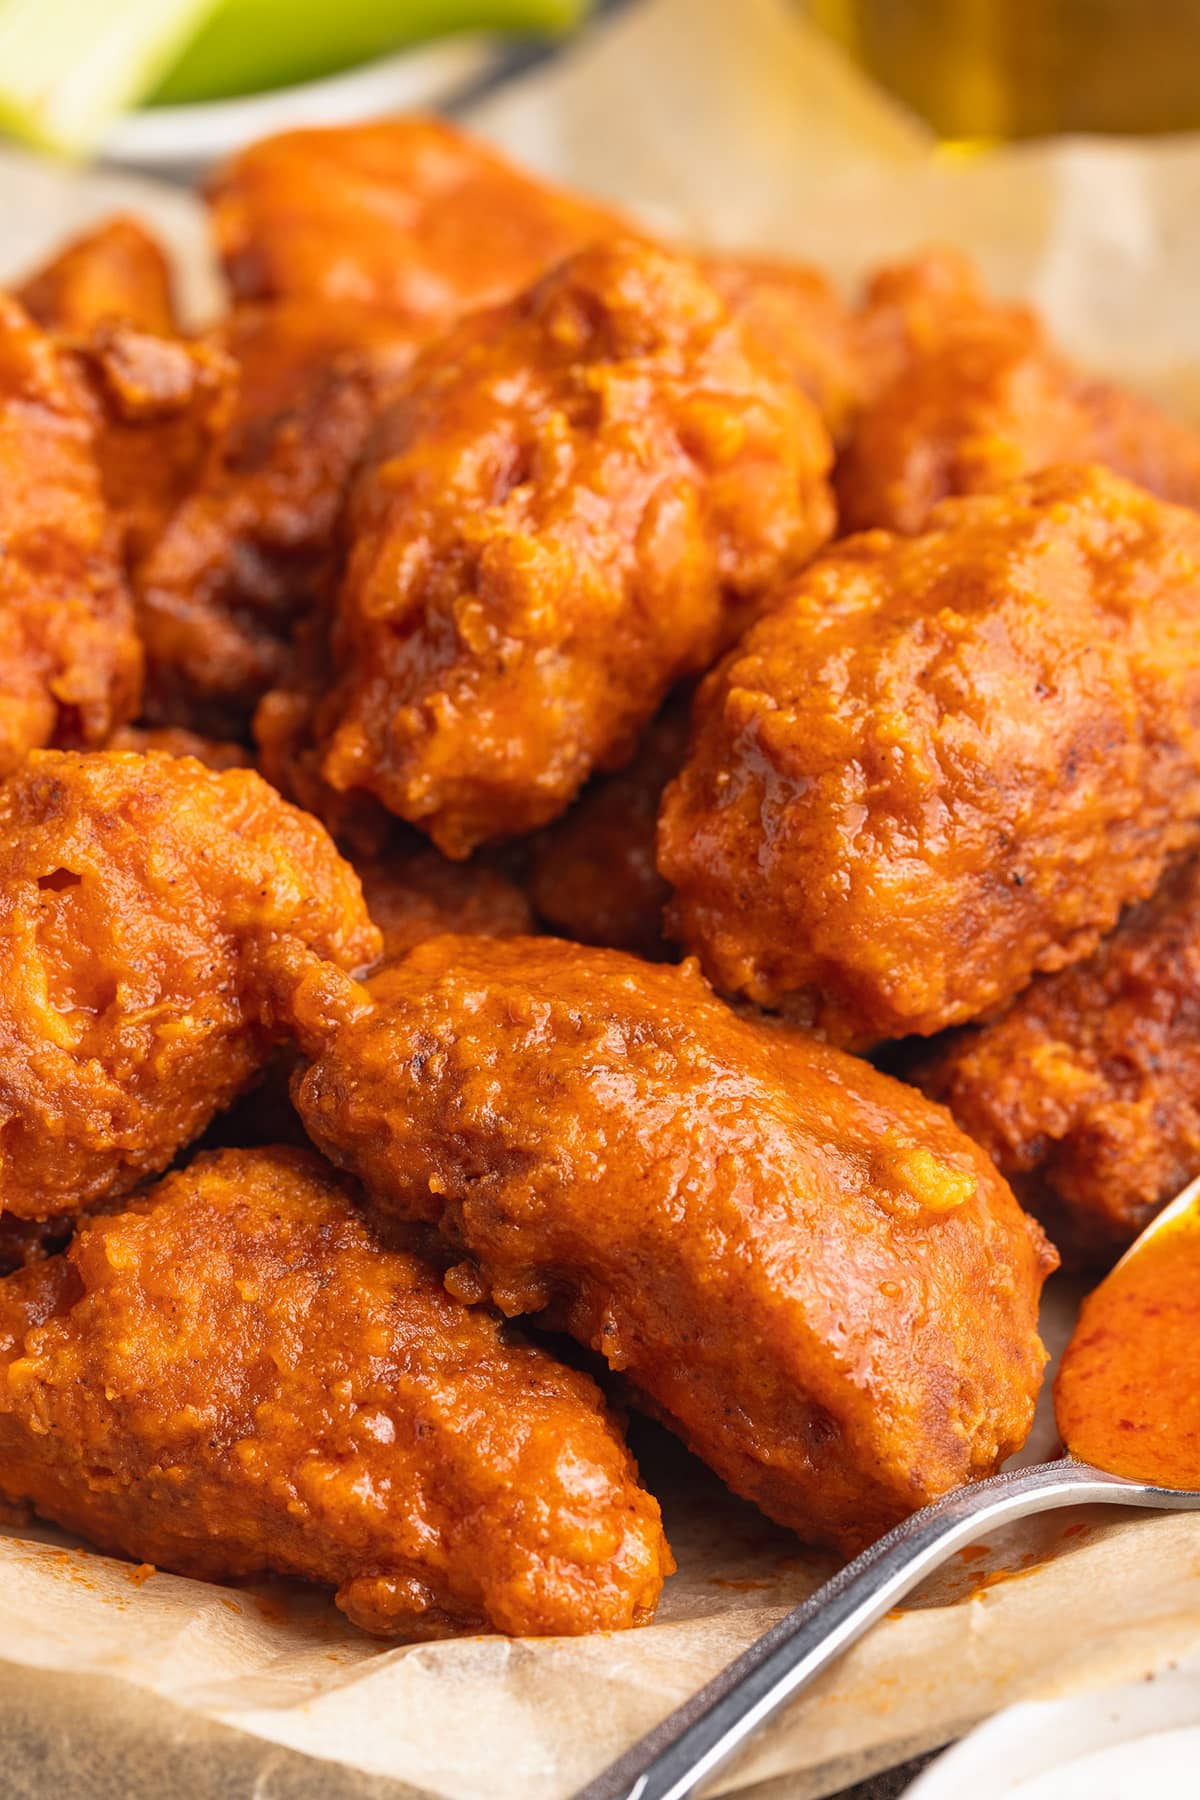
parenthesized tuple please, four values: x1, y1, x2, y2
(106, 725, 251, 770)
(294, 936, 1054, 1556)
(912, 855, 1200, 1264)
(526, 696, 690, 958)
(0, 1147, 671, 1637)
(659, 465, 1200, 1046)
(67, 322, 236, 566)
(207, 116, 628, 320)
(837, 308, 1200, 535)
(133, 304, 420, 739)
(278, 238, 832, 858)
(703, 253, 862, 443)
(17, 215, 177, 338)
(0, 750, 379, 1219)
(0, 296, 141, 774)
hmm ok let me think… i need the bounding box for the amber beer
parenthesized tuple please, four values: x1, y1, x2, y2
(807, 0, 1200, 137)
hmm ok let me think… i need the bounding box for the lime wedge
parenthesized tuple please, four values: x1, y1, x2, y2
(0, 0, 223, 155)
(151, 0, 590, 106)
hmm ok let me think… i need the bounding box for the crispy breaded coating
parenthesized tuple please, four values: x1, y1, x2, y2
(208, 116, 627, 320)
(659, 465, 1200, 1047)
(838, 309, 1200, 534)
(293, 937, 1055, 1556)
(0, 1147, 671, 1637)
(17, 215, 177, 338)
(278, 239, 833, 858)
(912, 855, 1200, 1265)
(0, 750, 378, 1219)
(0, 296, 141, 775)
(848, 247, 1010, 401)
(206, 298, 420, 444)
(135, 305, 418, 738)
(703, 253, 862, 443)
(357, 842, 532, 965)
(107, 725, 250, 769)
(68, 322, 236, 563)
(526, 696, 689, 958)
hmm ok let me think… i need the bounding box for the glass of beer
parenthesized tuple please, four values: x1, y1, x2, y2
(806, 0, 1200, 138)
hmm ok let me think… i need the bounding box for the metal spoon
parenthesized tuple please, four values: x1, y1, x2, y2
(574, 1176, 1200, 1800)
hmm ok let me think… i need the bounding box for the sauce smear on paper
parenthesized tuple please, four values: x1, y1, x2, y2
(1055, 1209, 1200, 1487)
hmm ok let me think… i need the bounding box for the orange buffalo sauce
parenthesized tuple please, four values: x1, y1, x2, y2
(1055, 1209, 1200, 1488)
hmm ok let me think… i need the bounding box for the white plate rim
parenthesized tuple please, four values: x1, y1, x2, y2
(102, 35, 504, 168)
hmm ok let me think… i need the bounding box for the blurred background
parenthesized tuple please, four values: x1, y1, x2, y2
(6, 0, 1200, 178)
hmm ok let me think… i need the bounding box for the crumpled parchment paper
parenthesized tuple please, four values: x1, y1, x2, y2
(2, 3, 1200, 1793)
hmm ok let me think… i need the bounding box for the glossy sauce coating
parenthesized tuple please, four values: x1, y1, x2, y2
(135, 304, 419, 737)
(0, 295, 141, 774)
(0, 1147, 671, 1636)
(69, 321, 236, 565)
(17, 215, 178, 338)
(293, 936, 1055, 1556)
(0, 750, 378, 1218)
(837, 310, 1200, 535)
(703, 253, 862, 443)
(208, 116, 628, 320)
(294, 238, 833, 857)
(1055, 1208, 1200, 1488)
(914, 855, 1200, 1265)
(660, 465, 1200, 1046)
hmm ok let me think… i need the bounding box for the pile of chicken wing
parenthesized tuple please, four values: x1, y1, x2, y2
(6, 112, 1200, 1639)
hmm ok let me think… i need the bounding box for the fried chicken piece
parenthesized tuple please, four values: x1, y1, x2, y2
(292, 937, 1055, 1556)
(357, 841, 532, 965)
(68, 322, 236, 564)
(107, 724, 250, 770)
(135, 304, 418, 738)
(848, 247, 1009, 402)
(838, 308, 1200, 534)
(526, 696, 690, 958)
(208, 116, 628, 321)
(912, 855, 1200, 1265)
(0, 750, 378, 1220)
(659, 465, 1200, 1047)
(702, 254, 862, 444)
(206, 298, 419, 445)
(0, 1146, 671, 1637)
(276, 238, 833, 858)
(0, 296, 141, 775)
(17, 215, 177, 338)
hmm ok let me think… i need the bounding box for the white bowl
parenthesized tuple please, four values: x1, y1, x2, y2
(101, 35, 506, 178)
(906, 1656, 1200, 1800)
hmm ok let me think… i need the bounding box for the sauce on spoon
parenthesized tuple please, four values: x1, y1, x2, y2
(1055, 1202, 1200, 1488)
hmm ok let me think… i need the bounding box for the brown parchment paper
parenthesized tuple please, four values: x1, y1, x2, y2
(4, 4, 1200, 1792)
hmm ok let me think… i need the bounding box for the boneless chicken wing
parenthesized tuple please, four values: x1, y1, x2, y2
(0, 1147, 671, 1637)
(837, 308, 1200, 534)
(18, 215, 178, 338)
(0, 296, 141, 775)
(913, 854, 1200, 1265)
(292, 937, 1055, 1556)
(207, 116, 628, 320)
(0, 750, 378, 1218)
(702, 253, 862, 443)
(271, 238, 833, 857)
(659, 465, 1200, 1046)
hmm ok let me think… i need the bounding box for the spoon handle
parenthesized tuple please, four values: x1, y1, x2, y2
(574, 1458, 1192, 1800)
